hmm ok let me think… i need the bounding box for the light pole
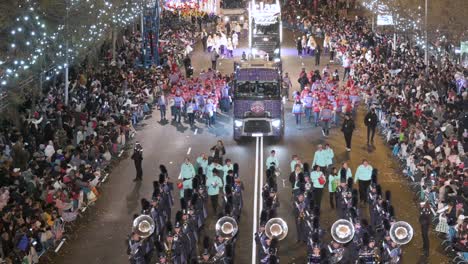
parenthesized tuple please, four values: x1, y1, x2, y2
(424, 0, 428, 66)
(64, 0, 70, 106)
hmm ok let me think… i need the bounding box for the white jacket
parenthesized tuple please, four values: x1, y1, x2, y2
(44, 144, 55, 158)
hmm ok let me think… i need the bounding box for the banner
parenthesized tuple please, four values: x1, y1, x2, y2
(377, 15, 393, 26)
(163, 0, 219, 16)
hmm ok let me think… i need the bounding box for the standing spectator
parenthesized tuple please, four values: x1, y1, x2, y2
(364, 107, 378, 146)
(210, 140, 226, 164)
(342, 54, 351, 79)
(158, 94, 167, 121)
(311, 165, 326, 210)
(266, 150, 279, 169)
(324, 143, 334, 169)
(297, 73, 309, 90)
(296, 37, 302, 55)
(207, 35, 213, 52)
(319, 104, 333, 136)
(341, 113, 355, 151)
(131, 142, 143, 181)
(303, 92, 313, 123)
(314, 45, 321, 66)
(313, 101, 321, 127)
(225, 21, 231, 35)
(312, 144, 328, 174)
(203, 99, 215, 127)
(220, 84, 230, 113)
(329, 44, 336, 63)
(211, 49, 219, 70)
(235, 22, 241, 38)
(173, 93, 184, 124)
(179, 157, 196, 181)
(206, 169, 223, 214)
(201, 29, 208, 52)
(354, 159, 373, 205)
(186, 99, 196, 127)
(183, 55, 192, 77)
(419, 201, 432, 257)
(328, 167, 339, 209)
(226, 38, 234, 58)
(283, 72, 292, 101)
(292, 99, 304, 126)
(242, 21, 248, 38)
(232, 31, 239, 49)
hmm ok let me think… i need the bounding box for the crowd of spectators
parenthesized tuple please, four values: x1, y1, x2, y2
(281, 0, 468, 260)
(0, 10, 211, 264)
(375, 41, 468, 260)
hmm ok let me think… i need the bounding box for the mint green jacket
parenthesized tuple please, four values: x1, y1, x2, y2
(266, 156, 279, 168)
(179, 163, 195, 180)
(206, 163, 223, 179)
(206, 175, 223, 196)
(312, 150, 328, 167)
(324, 148, 334, 166)
(354, 165, 373, 182)
(311, 170, 326, 188)
(196, 156, 208, 174)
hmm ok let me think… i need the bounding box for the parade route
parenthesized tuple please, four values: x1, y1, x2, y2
(49, 28, 450, 264)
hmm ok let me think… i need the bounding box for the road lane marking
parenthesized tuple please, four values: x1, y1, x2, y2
(54, 238, 66, 253)
(252, 137, 260, 264)
(194, 128, 198, 135)
(187, 147, 191, 155)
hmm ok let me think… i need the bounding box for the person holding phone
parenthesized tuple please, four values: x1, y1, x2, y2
(206, 168, 223, 214)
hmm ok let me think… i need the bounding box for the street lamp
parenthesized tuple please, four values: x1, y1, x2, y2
(64, 0, 70, 106)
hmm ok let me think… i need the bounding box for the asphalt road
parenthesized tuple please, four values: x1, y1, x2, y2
(49, 29, 450, 264)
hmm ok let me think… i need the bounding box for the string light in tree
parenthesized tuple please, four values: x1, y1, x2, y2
(2, 1, 150, 86)
(0, 5, 51, 86)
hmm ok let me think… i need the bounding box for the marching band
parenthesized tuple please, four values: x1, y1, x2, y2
(127, 154, 243, 264)
(251, 158, 413, 264)
(127, 149, 413, 264)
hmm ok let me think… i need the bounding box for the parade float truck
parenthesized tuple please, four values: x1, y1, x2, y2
(248, 0, 282, 61)
(220, 0, 247, 23)
(232, 60, 284, 141)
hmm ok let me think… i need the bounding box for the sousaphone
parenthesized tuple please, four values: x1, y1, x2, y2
(265, 218, 288, 240)
(216, 216, 238, 238)
(132, 215, 155, 238)
(331, 219, 355, 244)
(389, 221, 413, 245)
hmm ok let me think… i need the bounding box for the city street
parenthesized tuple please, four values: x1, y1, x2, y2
(49, 29, 450, 264)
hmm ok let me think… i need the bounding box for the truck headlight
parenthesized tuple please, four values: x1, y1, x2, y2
(272, 120, 281, 128)
(234, 120, 243, 127)
(274, 48, 279, 54)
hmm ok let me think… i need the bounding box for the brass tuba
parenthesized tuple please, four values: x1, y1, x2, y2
(331, 219, 355, 244)
(265, 218, 288, 240)
(389, 221, 413, 245)
(215, 216, 238, 238)
(132, 215, 155, 238)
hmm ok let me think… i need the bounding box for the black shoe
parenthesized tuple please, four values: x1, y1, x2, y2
(133, 178, 138, 182)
